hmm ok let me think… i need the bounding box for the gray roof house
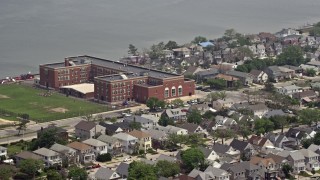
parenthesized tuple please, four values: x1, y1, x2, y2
(112, 133, 138, 154)
(75, 120, 106, 140)
(124, 115, 157, 130)
(221, 163, 246, 180)
(287, 151, 306, 173)
(14, 151, 42, 166)
(50, 143, 77, 164)
(97, 135, 122, 155)
(156, 125, 188, 135)
(116, 162, 129, 179)
(93, 167, 120, 180)
(230, 139, 256, 158)
(179, 123, 206, 134)
(204, 166, 230, 180)
(162, 108, 187, 121)
(195, 68, 219, 82)
(33, 148, 62, 167)
(225, 70, 253, 86)
(212, 143, 240, 159)
(82, 139, 108, 156)
(298, 149, 320, 171)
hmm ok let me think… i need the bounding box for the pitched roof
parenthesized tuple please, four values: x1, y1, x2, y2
(116, 162, 129, 177)
(307, 144, 320, 152)
(249, 70, 263, 77)
(298, 149, 318, 158)
(15, 151, 42, 160)
(230, 139, 250, 151)
(204, 166, 229, 177)
(127, 130, 151, 139)
(265, 153, 286, 164)
(97, 135, 119, 144)
(264, 109, 286, 118)
(250, 156, 276, 167)
(226, 70, 252, 79)
(289, 151, 304, 160)
(95, 167, 119, 180)
(0, 146, 7, 151)
(198, 147, 214, 158)
(99, 122, 121, 133)
(33, 147, 60, 157)
(82, 138, 107, 147)
(142, 129, 167, 140)
(157, 154, 177, 163)
(212, 143, 231, 154)
(67, 141, 92, 151)
(75, 121, 97, 131)
(113, 121, 131, 129)
(248, 135, 272, 147)
(112, 132, 138, 141)
(179, 123, 200, 133)
(50, 143, 76, 154)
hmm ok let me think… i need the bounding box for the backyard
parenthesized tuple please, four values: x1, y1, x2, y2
(0, 84, 107, 122)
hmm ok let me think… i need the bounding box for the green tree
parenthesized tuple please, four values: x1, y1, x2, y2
(149, 42, 165, 59)
(128, 44, 138, 55)
(96, 153, 112, 162)
(187, 109, 202, 124)
(224, 29, 237, 40)
(282, 164, 293, 179)
(31, 128, 68, 150)
(19, 159, 44, 179)
(146, 97, 166, 111)
(156, 160, 180, 178)
(129, 117, 142, 130)
(171, 99, 184, 107)
(128, 161, 157, 180)
(276, 45, 305, 66)
(192, 36, 207, 44)
(47, 170, 63, 180)
(301, 138, 313, 149)
(235, 46, 253, 59)
(254, 118, 274, 135)
(269, 115, 288, 133)
(16, 119, 28, 136)
(299, 109, 320, 126)
(165, 41, 179, 50)
(167, 133, 187, 148)
(310, 22, 320, 36)
(306, 68, 316, 77)
(0, 166, 15, 180)
(68, 166, 87, 180)
(158, 116, 174, 127)
(211, 128, 235, 144)
(187, 134, 203, 146)
(313, 132, 320, 145)
(206, 78, 227, 90)
(264, 81, 275, 92)
(181, 147, 205, 172)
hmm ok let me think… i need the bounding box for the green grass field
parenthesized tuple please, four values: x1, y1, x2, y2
(0, 84, 107, 122)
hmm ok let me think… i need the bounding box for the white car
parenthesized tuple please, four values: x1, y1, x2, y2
(123, 157, 132, 162)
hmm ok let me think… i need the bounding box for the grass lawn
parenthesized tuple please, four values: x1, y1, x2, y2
(7, 144, 25, 156)
(0, 84, 107, 122)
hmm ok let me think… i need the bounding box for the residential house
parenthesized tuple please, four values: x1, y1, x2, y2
(263, 109, 287, 119)
(162, 108, 187, 122)
(97, 135, 122, 155)
(230, 139, 256, 158)
(248, 135, 274, 152)
(212, 143, 240, 160)
(286, 127, 316, 144)
(172, 47, 191, 58)
(127, 130, 152, 152)
(265, 153, 288, 170)
(82, 139, 108, 156)
(156, 154, 177, 163)
(112, 133, 138, 154)
(93, 167, 121, 180)
(247, 34, 261, 44)
(298, 149, 320, 171)
(14, 151, 42, 166)
(116, 162, 129, 179)
(113, 122, 131, 132)
(250, 156, 277, 171)
(124, 115, 157, 130)
(265, 133, 290, 148)
(265, 45, 276, 57)
(75, 121, 106, 140)
(258, 32, 277, 43)
(163, 49, 174, 59)
(249, 70, 268, 84)
(67, 142, 95, 163)
(198, 147, 219, 162)
(204, 166, 230, 180)
(225, 70, 253, 86)
(200, 119, 216, 133)
(248, 103, 268, 118)
(307, 60, 320, 68)
(282, 65, 303, 76)
(240, 161, 263, 180)
(188, 103, 210, 115)
(246, 45, 257, 56)
(179, 123, 206, 134)
(273, 43, 283, 55)
(33, 148, 62, 167)
(214, 116, 237, 129)
(300, 64, 319, 75)
(195, 69, 219, 82)
(287, 151, 305, 173)
(275, 28, 300, 38)
(156, 125, 188, 135)
(265, 66, 295, 82)
(142, 129, 167, 149)
(99, 122, 123, 136)
(308, 144, 320, 154)
(50, 143, 78, 164)
(292, 90, 317, 103)
(183, 66, 202, 76)
(188, 169, 214, 180)
(220, 163, 246, 180)
(276, 85, 302, 97)
(213, 74, 240, 88)
(0, 146, 7, 157)
(37, 124, 68, 142)
(256, 44, 266, 58)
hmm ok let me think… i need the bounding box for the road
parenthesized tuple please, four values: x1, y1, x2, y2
(0, 104, 146, 145)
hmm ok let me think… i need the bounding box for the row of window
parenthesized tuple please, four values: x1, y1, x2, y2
(58, 76, 70, 81)
(112, 96, 126, 101)
(112, 89, 130, 95)
(164, 86, 183, 98)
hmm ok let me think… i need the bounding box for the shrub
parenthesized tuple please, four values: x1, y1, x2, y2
(139, 150, 145, 155)
(96, 153, 112, 162)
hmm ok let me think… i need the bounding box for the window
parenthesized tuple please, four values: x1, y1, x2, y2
(178, 85, 182, 96)
(171, 86, 176, 96)
(164, 88, 169, 98)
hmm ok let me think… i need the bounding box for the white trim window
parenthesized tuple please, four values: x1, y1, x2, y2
(171, 86, 176, 97)
(164, 87, 169, 98)
(178, 85, 182, 96)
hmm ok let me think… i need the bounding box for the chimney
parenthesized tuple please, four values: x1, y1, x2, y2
(65, 58, 70, 67)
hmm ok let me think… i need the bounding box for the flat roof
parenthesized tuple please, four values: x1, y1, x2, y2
(60, 83, 94, 94)
(43, 55, 180, 79)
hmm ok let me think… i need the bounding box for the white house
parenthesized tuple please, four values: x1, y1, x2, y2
(276, 85, 302, 97)
(112, 133, 138, 154)
(156, 125, 188, 135)
(82, 139, 108, 156)
(33, 148, 62, 167)
(75, 121, 106, 140)
(250, 70, 268, 83)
